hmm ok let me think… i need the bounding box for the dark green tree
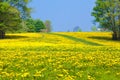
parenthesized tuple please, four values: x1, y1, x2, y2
(0, 2, 21, 38)
(26, 18, 35, 32)
(92, 0, 120, 40)
(34, 19, 46, 32)
(25, 18, 46, 32)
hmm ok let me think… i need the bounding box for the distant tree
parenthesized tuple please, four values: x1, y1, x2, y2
(0, 2, 21, 38)
(34, 19, 46, 32)
(92, 0, 120, 40)
(26, 18, 35, 32)
(25, 18, 46, 32)
(78, 28, 82, 32)
(73, 26, 82, 32)
(91, 26, 97, 32)
(18, 21, 29, 32)
(44, 20, 52, 32)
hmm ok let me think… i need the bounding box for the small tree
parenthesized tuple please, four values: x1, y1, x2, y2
(0, 2, 21, 38)
(34, 19, 46, 32)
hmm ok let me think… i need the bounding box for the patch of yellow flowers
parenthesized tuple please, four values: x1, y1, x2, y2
(58, 32, 120, 46)
(0, 32, 120, 79)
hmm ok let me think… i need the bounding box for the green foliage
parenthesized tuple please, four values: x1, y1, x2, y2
(92, 0, 120, 40)
(2, 0, 32, 19)
(34, 19, 46, 32)
(0, 0, 32, 38)
(26, 18, 35, 32)
(0, 2, 21, 32)
(25, 18, 46, 32)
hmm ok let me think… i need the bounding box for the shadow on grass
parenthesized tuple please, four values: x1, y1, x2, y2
(88, 36, 120, 42)
(4, 35, 28, 39)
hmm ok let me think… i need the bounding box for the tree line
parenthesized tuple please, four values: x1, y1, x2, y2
(0, 0, 51, 39)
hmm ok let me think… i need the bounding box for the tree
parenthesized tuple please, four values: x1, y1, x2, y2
(26, 18, 35, 32)
(0, 2, 21, 38)
(44, 20, 52, 32)
(73, 26, 82, 32)
(25, 18, 46, 32)
(92, 0, 120, 40)
(34, 19, 46, 32)
(91, 26, 97, 32)
(2, 0, 31, 19)
(0, 0, 31, 38)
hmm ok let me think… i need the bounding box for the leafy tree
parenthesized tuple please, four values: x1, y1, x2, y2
(44, 20, 52, 32)
(0, 2, 21, 38)
(25, 18, 46, 32)
(92, 0, 120, 40)
(34, 19, 46, 32)
(26, 18, 35, 32)
(1, 0, 31, 19)
(18, 21, 29, 32)
(0, 0, 31, 38)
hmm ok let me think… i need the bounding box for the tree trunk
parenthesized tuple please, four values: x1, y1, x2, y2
(0, 30, 5, 39)
(112, 32, 118, 40)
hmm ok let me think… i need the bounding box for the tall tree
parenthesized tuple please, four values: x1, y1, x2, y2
(92, 0, 120, 40)
(0, 2, 21, 38)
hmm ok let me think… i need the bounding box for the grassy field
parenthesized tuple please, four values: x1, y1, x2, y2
(0, 32, 120, 80)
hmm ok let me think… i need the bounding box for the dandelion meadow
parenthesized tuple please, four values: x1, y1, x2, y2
(0, 32, 120, 80)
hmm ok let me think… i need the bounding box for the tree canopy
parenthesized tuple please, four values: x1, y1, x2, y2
(1, 0, 31, 19)
(0, 2, 21, 38)
(0, 0, 31, 38)
(26, 18, 46, 32)
(92, 0, 120, 40)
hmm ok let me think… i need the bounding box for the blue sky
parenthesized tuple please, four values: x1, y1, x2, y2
(29, 0, 96, 32)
